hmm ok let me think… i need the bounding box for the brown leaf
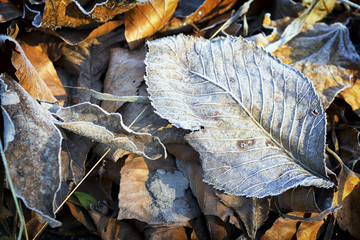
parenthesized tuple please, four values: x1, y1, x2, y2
(273, 23, 360, 109)
(261, 212, 324, 240)
(55, 102, 166, 160)
(118, 154, 201, 225)
(333, 162, 360, 238)
(177, 159, 241, 229)
(89, 209, 143, 240)
(125, 0, 179, 49)
(0, 35, 56, 102)
(18, 35, 67, 104)
(340, 80, 360, 115)
(60, 27, 125, 105)
(164, 0, 238, 31)
(101, 47, 145, 112)
(144, 226, 188, 240)
(1, 75, 62, 227)
(217, 194, 270, 239)
(41, 0, 136, 29)
(66, 201, 97, 234)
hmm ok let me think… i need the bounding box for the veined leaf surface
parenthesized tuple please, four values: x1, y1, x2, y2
(145, 35, 333, 197)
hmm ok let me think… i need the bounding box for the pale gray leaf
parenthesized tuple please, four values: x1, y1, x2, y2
(55, 102, 166, 160)
(145, 34, 334, 198)
(2, 74, 62, 228)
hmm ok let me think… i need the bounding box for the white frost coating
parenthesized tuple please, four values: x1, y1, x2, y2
(145, 34, 334, 198)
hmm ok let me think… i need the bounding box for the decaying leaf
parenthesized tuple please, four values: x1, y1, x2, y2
(176, 158, 241, 229)
(55, 102, 166, 160)
(1, 74, 62, 227)
(0, 35, 56, 102)
(125, 0, 179, 48)
(261, 211, 325, 240)
(118, 154, 201, 225)
(18, 36, 67, 104)
(164, 0, 238, 31)
(101, 47, 146, 112)
(333, 160, 360, 239)
(144, 226, 188, 240)
(41, 0, 137, 29)
(145, 34, 334, 198)
(273, 22, 360, 109)
(217, 194, 270, 239)
(60, 27, 125, 104)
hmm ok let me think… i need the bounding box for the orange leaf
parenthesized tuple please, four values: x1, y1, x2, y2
(0, 35, 56, 102)
(125, 0, 179, 48)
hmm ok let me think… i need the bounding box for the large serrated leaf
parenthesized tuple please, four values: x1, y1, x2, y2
(145, 35, 334, 198)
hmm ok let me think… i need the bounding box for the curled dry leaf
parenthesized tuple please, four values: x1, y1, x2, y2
(19, 37, 67, 104)
(333, 161, 360, 239)
(55, 102, 166, 160)
(0, 35, 56, 102)
(101, 47, 146, 112)
(41, 0, 137, 29)
(118, 154, 201, 225)
(217, 193, 270, 239)
(164, 0, 238, 31)
(261, 212, 325, 240)
(125, 0, 179, 49)
(176, 158, 241, 229)
(1, 75, 62, 227)
(273, 23, 360, 109)
(145, 34, 333, 198)
(89, 209, 143, 240)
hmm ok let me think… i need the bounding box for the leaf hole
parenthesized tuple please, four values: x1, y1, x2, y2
(312, 109, 319, 116)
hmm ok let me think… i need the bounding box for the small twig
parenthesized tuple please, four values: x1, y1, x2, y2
(32, 148, 111, 240)
(128, 104, 150, 129)
(63, 85, 149, 103)
(281, 206, 342, 222)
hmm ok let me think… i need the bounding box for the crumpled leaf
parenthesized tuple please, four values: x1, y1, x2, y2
(118, 154, 201, 225)
(261, 211, 325, 240)
(18, 33, 67, 104)
(145, 34, 334, 198)
(89, 208, 143, 240)
(164, 0, 238, 31)
(40, 0, 137, 29)
(333, 160, 360, 238)
(217, 194, 270, 239)
(0, 35, 56, 102)
(273, 22, 360, 109)
(101, 47, 146, 112)
(176, 158, 241, 229)
(125, 0, 179, 49)
(55, 102, 166, 160)
(265, 0, 336, 53)
(60, 27, 124, 104)
(1, 74, 62, 228)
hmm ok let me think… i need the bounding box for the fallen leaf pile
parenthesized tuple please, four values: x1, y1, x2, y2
(0, 0, 360, 239)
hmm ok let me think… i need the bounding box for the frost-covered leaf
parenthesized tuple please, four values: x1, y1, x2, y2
(1, 74, 62, 227)
(125, 0, 179, 48)
(118, 154, 201, 225)
(273, 23, 360, 109)
(145, 34, 334, 198)
(55, 102, 166, 160)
